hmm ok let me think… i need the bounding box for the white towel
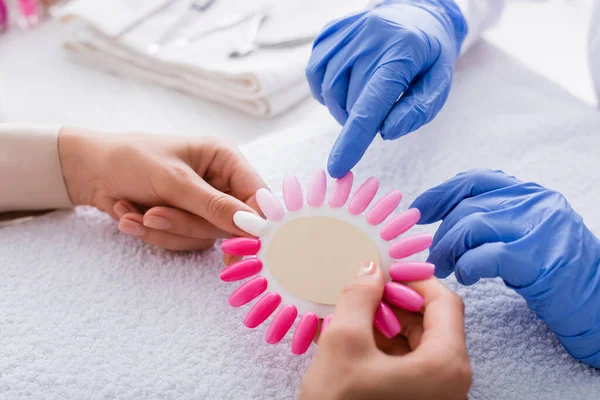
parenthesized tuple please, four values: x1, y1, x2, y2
(1, 40, 600, 399)
(56, 0, 368, 118)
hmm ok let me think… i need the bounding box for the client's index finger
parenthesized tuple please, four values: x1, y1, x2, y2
(405, 278, 467, 355)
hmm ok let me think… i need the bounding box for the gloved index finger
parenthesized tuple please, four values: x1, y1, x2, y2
(410, 169, 521, 224)
(327, 62, 410, 178)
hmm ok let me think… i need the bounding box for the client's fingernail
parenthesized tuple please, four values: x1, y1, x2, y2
(384, 282, 424, 312)
(119, 219, 146, 237)
(356, 261, 377, 277)
(143, 216, 171, 230)
(114, 203, 129, 219)
(233, 211, 268, 237)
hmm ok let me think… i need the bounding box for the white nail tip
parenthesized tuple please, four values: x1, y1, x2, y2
(233, 211, 268, 237)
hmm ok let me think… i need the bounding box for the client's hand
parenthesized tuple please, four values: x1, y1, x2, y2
(299, 262, 471, 400)
(58, 127, 266, 251)
(411, 169, 600, 368)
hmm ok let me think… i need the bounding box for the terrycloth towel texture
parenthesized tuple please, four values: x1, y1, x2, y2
(2, 41, 600, 399)
(57, 0, 368, 118)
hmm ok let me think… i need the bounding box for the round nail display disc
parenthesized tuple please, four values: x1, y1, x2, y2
(220, 170, 433, 354)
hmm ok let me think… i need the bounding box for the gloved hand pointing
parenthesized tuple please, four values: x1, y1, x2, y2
(410, 169, 600, 368)
(306, 0, 467, 178)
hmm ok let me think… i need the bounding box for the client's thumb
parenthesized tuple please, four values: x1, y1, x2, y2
(333, 261, 385, 331)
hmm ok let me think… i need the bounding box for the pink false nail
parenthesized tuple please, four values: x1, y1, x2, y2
(320, 315, 333, 334)
(220, 258, 263, 282)
(328, 171, 354, 208)
(380, 208, 421, 241)
(367, 190, 403, 225)
(221, 237, 261, 256)
(389, 261, 435, 282)
(348, 177, 379, 215)
(374, 302, 402, 339)
(265, 305, 298, 344)
(228, 277, 268, 307)
(291, 312, 318, 355)
(388, 234, 433, 259)
(244, 292, 282, 328)
(256, 188, 284, 221)
(307, 169, 327, 207)
(283, 175, 303, 211)
(384, 282, 424, 312)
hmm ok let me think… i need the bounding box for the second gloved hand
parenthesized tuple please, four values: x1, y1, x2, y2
(306, 0, 467, 178)
(410, 169, 600, 368)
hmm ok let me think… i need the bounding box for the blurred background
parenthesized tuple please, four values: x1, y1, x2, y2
(0, 0, 596, 145)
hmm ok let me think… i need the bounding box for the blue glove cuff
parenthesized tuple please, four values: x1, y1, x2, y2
(378, 0, 468, 56)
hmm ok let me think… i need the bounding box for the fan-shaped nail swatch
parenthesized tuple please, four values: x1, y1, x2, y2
(220, 258, 262, 282)
(228, 277, 268, 307)
(384, 282, 424, 312)
(256, 188, 284, 221)
(265, 305, 298, 344)
(283, 175, 303, 211)
(389, 261, 435, 281)
(348, 177, 379, 215)
(220, 173, 434, 355)
(244, 292, 282, 328)
(380, 208, 421, 241)
(388, 234, 433, 259)
(233, 211, 268, 237)
(328, 172, 354, 208)
(307, 169, 327, 207)
(374, 302, 401, 339)
(321, 315, 333, 334)
(292, 313, 318, 355)
(221, 237, 261, 256)
(367, 190, 403, 225)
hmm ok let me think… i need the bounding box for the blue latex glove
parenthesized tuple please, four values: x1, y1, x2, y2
(410, 169, 600, 368)
(306, 0, 467, 178)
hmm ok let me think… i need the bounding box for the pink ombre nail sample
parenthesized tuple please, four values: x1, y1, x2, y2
(384, 282, 424, 312)
(228, 277, 268, 307)
(307, 169, 327, 207)
(380, 208, 421, 241)
(283, 175, 303, 211)
(291, 312, 318, 355)
(221, 237, 261, 256)
(388, 234, 433, 259)
(256, 188, 284, 221)
(367, 190, 403, 225)
(348, 177, 379, 215)
(244, 292, 282, 328)
(265, 305, 298, 344)
(320, 315, 333, 334)
(328, 171, 354, 208)
(373, 302, 401, 339)
(220, 258, 262, 282)
(389, 261, 435, 281)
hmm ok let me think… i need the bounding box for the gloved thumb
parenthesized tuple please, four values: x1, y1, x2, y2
(331, 261, 385, 335)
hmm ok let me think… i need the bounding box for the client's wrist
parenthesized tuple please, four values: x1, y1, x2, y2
(58, 127, 108, 207)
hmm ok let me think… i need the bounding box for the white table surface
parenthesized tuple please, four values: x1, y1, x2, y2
(0, 0, 596, 144)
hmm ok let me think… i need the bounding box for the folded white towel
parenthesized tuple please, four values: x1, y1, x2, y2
(57, 0, 368, 118)
(1, 41, 600, 399)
